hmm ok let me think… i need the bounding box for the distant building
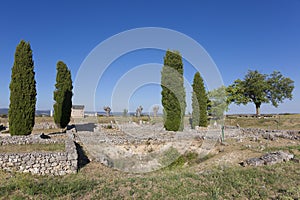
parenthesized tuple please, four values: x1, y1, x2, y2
(71, 105, 85, 118)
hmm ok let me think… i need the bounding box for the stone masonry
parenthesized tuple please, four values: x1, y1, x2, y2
(0, 132, 78, 176)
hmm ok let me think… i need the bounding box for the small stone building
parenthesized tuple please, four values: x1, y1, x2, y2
(71, 105, 85, 118)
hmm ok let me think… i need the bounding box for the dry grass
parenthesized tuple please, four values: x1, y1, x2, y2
(0, 117, 8, 125)
(225, 114, 300, 130)
(97, 116, 151, 124)
(1, 159, 299, 199)
(35, 116, 54, 123)
(0, 136, 299, 199)
(0, 143, 65, 153)
(32, 128, 62, 135)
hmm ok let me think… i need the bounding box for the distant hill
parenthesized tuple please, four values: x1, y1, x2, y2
(36, 110, 51, 116)
(0, 108, 51, 116)
(0, 108, 8, 115)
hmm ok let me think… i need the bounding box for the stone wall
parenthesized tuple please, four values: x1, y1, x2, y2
(33, 122, 57, 130)
(223, 126, 300, 140)
(0, 134, 64, 145)
(0, 133, 78, 176)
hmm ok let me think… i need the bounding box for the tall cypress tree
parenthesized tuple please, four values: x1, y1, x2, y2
(161, 50, 186, 131)
(192, 72, 208, 128)
(53, 61, 73, 129)
(9, 40, 37, 135)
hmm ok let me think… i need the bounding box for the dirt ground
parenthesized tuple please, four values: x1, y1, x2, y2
(192, 136, 300, 173)
(75, 125, 300, 175)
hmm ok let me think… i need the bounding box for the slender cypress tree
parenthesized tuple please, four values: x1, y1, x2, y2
(9, 40, 37, 135)
(192, 72, 208, 128)
(161, 50, 186, 131)
(53, 61, 73, 129)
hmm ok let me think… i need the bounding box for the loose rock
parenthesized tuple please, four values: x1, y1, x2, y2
(240, 151, 294, 167)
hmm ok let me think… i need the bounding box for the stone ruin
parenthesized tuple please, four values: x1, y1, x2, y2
(1, 120, 298, 175)
(74, 121, 299, 172)
(75, 121, 222, 173)
(0, 132, 78, 176)
(240, 151, 295, 167)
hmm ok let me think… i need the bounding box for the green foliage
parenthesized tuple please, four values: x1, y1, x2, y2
(53, 61, 73, 128)
(122, 108, 128, 117)
(164, 152, 198, 170)
(9, 40, 37, 135)
(192, 72, 208, 128)
(103, 124, 113, 129)
(207, 86, 228, 120)
(267, 71, 294, 107)
(161, 50, 186, 131)
(227, 70, 294, 115)
(159, 147, 181, 167)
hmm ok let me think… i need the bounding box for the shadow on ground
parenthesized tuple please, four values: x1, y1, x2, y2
(75, 142, 90, 170)
(75, 123, 96, 132)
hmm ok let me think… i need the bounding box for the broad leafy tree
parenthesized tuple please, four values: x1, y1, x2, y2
(161, 50, 186, 131)
(227, 70, 294, 115)
(53, 61, 73, 128)
(153, 106, 159, 117)
(136, 105, 143, 117)
(9, 40, 37, 135)
(103, 106, 111, 117)
(207, 86, 229, 119)
(123, 108, 128, 117)
(192, 72, 207, 128)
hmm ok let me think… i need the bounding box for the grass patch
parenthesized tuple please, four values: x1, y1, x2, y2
(0, 172, 97, 200)
(198, 153, 215, 163)
(97, 116, 150, 124)
(32, 128, 62, 134)
(0, 117, 8, 124)
(263, 145, 300, 153)
(131, 116, 150, 123)
(225, 115, 300, 130)
(92, 161, 300, 199)
(0, 143, 65, 153)
(164, 152, 198, 170)
(0, 160, 299, 199)
(98, 116, 116, 124)
(34, 117, 54, 123)
(159, 147, 181, 167)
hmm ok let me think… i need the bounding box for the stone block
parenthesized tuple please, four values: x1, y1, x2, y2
(67, 153, 78, 161)
(32, 163, 40, 168)
(49, 157, 56, 163)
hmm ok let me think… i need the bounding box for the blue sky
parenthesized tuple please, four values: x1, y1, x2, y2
(0, 0, 299, 114)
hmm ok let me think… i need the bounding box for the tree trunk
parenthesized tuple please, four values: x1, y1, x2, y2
(255, 103, 261, 116)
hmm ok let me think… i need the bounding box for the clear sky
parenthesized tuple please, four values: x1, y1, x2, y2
(0, 0, 299, 114)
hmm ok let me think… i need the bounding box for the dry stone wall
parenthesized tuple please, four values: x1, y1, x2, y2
(0, 133, 77, 176)
(224, 126, 300, 140)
